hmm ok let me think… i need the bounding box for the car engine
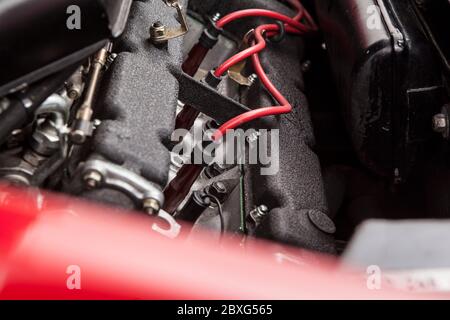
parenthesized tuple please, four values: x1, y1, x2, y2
(0, 0, 449, 261)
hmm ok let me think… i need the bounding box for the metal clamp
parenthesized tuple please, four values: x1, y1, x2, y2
(228, 30, 258, 87)
(82, 160, 181, 238)
(82, 159, 165, 209)
(150, 0, 189, 45)
(152, 209, 181, 239)
(170, 66, 276, 129)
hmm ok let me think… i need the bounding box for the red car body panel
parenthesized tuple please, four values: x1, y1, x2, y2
(0, 187, 439, 300)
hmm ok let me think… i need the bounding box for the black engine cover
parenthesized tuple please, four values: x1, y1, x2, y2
(316, 0, 447, 181)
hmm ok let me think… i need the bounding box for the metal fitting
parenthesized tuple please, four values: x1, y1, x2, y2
(81, 159, 165, 209)
(206, 181, 228, 203)
(70, 43, 112, 145)
(30, 122, 61, 156)
(199, 13, 222, 49)
(433, 113, 448, 133)
(83, 170, 103, 189)
(150, 0, 189, 46)
(149, 22, 167, 45)
(433, 105, 450, 139)
(66, 67, 85, 100)
(249, 205, 269, 224)
(144, 198, 161, 215)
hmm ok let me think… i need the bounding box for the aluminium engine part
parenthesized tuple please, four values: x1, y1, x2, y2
(0, 90, 75, 186)
(80, 159, 180, 238)
(81, 159, 165, 211)
(34, 93, 72, 125)
(0, 67, 79, 147)
(31, 93, 74, 157)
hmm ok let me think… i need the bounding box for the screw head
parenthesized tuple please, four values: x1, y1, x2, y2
(83, 171, 102, 189)
(301, 60, 312, 73)
(212, 182, 227, 194)
(144, 198, 161, 215)
(432, 113, 448, 133)
(247, 74, 258, 86)
(67, 87, 81, 100)
(211, 12, 221, 22)
(70, 130, 87, 145)
(250, 205, 269, 223)
(257, 205, 269, 215)
(149, 21, 167, 45)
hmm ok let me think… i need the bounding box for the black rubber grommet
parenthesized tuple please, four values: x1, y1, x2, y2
(204, 70, 223, 89)
(267, 21, 286, 44)
(199, 17, 223, 49)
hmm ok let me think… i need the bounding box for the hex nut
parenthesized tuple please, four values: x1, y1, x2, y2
(83, 171, 103, 189)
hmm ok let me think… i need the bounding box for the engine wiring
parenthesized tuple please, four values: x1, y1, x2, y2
(206, 194, 226, 236)
(209, 2, 317, 140)
(212, 24, 294, 140)
(164, 1, 317, 217)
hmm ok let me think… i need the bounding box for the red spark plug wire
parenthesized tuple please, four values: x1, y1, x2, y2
(288, 0, 318, 28)
(216, 9, 307, 31)
(214, 24, 279, 78)
(210, 2, 317, 140)
(165, 1, 316, 213)
(214, 7, 316, 77)
(212, 39, 292, 141)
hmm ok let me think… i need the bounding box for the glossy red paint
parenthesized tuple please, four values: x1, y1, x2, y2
(0, 186, 434, 300)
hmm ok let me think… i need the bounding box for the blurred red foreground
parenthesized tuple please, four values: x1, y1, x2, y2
(0, 186, 434, 299)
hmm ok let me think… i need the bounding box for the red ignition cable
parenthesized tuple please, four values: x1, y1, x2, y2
(177, 4, 314, 130)
(214, 24, 273, 78)
(211, 3, 318, 140)
(289, 0, 305, 20)
(287, 0, 317, 29)
(168, 3, 317, 212)
(212, 49, 292, 141)
(216, 9, 309, 32)
(214, 23, 292, 78)
(214, 6, 317, 77)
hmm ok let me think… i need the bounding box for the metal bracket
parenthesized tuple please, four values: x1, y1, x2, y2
(170, 66, 276, 129)
(150, 0, 189, 44)
(82, 159, 165, 207)
(152, 209, 181, 239)
(81, 159, 181, 238)
(228, 30, 256, 87)
(228, 62, 254, 87)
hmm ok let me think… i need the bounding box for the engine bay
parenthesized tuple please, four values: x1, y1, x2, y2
(0, 0, 449, 266)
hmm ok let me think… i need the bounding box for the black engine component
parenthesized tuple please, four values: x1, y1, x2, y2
(315, 0, 447, 181)
(78, 0, 187, 207)
(2, 0, 449, 258)
(190, 0, 336, 253)
(0, 0, 132, 96)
